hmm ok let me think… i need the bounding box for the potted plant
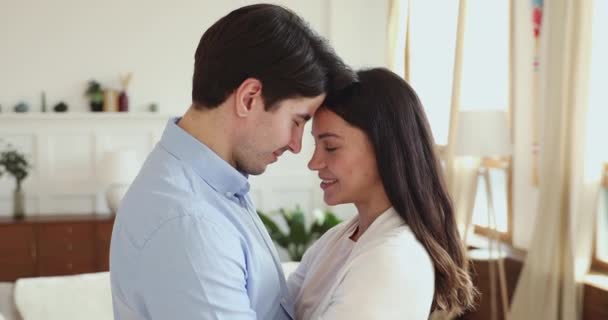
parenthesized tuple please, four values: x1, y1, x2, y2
(85, 80, 104, 112)
(258, 206, 341, 261)
(0, 145, 31, 220)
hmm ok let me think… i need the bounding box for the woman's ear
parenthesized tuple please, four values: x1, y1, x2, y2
(234, 78, 263, 118)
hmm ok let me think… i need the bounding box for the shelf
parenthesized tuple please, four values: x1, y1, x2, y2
(0, 112, 175, 120)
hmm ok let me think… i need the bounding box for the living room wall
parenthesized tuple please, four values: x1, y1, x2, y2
(0, 0, 389, 115)
(0, 0, 390, 219)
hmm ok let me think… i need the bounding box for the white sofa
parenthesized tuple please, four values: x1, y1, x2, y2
(0, 272, 111, 320)
(0, 282, 17, 320)
(0, 262, 300, 320)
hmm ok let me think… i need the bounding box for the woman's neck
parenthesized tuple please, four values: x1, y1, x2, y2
(351, 192, 392, 241)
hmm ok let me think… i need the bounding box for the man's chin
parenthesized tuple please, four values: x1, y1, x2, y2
(236, 157, 275, 176)
(244, 164, 268, 176)
(249, 168, 266, 175)
(236, 162, 264, 176)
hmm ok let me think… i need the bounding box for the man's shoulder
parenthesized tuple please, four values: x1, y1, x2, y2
(115, 184, 234, 250)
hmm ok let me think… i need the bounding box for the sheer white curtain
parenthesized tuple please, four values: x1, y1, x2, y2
(386, 0, 408, 80)
(508, 0, 594, 319)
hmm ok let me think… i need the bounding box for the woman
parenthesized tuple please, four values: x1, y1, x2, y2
(287, 68, 477, 319)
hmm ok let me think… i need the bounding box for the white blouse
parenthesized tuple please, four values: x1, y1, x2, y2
(287, 207, 435, 320)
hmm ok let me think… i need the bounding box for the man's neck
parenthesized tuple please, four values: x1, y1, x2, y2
(178, 105, 236, 167)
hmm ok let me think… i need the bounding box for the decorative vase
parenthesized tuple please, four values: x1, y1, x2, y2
(103, 90, 118, 112)
(13, 189, 25, 220)
(118, 91, 129, 112)
(41, 91, 47, 112)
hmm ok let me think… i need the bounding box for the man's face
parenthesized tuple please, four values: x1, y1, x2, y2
(235, 94, 325, 175)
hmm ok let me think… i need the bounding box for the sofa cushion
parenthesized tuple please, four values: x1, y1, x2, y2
(14, 272, 111, 320)
(0, 282, 20, 320)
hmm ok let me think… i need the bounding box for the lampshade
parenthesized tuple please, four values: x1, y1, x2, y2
(101, 149, 140, 186)
(454, 110, 512, 157)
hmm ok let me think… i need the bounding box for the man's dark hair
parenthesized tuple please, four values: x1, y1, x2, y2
(192, 4, 356, 110)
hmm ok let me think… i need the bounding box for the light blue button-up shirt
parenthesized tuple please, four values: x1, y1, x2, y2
(110, 118, 293, 320)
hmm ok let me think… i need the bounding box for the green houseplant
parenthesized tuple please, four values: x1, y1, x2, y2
(258, 206, 341, 261)
(85, 80, 104, 112)
(0, 145, 31, 220)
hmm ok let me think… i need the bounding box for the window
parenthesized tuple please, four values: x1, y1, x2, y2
(588, 0, 608, 271)
(460, 1, 510, 240)
(595, 171, 608, 270)
(394, 0, 512, 239)
(408, 0, 459, 146)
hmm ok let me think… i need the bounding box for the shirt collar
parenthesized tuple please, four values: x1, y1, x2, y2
(159, 117, 250, 197)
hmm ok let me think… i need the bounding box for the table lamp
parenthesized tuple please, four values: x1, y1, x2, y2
(455, 110, 511, 320)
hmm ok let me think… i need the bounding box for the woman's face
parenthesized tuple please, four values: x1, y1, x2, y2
(309, 108, 384, 207)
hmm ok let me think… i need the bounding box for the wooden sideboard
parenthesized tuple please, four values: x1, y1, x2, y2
(0, 214, 114, 281)
(459, 247, 608, 320)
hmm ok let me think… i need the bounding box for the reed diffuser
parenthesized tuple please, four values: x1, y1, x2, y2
(118, 72, 133, 112)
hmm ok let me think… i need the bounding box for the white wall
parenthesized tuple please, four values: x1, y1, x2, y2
(0, 113, 169, 216)
(0, 0, 390, 220)
(0, 0, 388, 115)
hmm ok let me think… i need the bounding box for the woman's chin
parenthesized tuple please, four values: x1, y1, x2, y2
(323, 195, 343, 206)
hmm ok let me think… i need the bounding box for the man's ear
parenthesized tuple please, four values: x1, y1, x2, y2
(234, 78, 263, 118)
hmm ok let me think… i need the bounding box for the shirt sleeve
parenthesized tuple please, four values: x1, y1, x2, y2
(137, 214, 256, 320)
(319, 243, 435, 320)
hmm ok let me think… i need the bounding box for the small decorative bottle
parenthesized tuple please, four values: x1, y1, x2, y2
(118, 73, 132, 112)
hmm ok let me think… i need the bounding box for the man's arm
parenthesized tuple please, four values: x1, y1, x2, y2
(137, 214, 256, 320)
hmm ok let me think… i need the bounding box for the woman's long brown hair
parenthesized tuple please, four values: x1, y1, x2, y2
(324, 68, 477, 315)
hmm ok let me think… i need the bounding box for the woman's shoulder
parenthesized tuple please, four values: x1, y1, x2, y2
(384, 224, 427, 250)
(355, 225, 434, 275)
(339, 226, 435, 317)
(358, 209, 431, 262)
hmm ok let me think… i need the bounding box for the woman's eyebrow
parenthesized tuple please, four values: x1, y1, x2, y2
(318, 133, 342, 140)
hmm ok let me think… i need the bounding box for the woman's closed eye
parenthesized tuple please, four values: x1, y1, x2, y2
(313, 143, 338, 152)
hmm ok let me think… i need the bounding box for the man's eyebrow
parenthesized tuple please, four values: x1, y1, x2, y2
(297, 113, 312, 122)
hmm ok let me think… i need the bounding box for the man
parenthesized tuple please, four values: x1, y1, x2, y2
(109, 4, 356, 320)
